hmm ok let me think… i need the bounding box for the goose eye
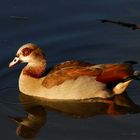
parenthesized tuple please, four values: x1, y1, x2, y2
(22, 48, 33, 56)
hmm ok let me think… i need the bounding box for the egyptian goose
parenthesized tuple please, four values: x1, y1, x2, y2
(9, 43, 139, 100)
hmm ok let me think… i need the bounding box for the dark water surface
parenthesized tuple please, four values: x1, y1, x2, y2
(1, 0, 140, 139)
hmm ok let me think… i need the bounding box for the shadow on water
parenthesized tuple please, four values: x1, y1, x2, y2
(8, 92, 140, 139)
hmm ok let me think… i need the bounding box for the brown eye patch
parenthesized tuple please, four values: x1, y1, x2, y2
(22, 48, 34, 56)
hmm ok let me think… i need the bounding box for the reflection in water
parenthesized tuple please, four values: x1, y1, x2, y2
(9, 92, 140, 139)
(9, 94, 47, 139)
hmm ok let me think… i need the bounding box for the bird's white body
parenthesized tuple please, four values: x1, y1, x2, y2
(19, 73, 112, 100)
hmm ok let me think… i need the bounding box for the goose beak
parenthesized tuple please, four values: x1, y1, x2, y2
(9, 57, 21, 68)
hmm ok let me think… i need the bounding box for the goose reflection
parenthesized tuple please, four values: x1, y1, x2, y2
(9, 92, 140, 139)
(9, 95, 47, 140)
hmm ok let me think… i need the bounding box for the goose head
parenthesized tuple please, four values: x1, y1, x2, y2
(9, 43, 46, 68)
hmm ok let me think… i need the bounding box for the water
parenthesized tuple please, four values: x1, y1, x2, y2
(0, 0, 140, 139)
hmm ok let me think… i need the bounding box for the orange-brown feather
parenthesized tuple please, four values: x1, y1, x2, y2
(42, 67, 102, 88)
(96, 64, 134, 83)
(23, 65, 46, 78)
(49, 60, 94, 74)
(43, 63, 134, 88)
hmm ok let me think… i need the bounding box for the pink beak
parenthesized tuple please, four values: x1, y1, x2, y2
(9, 57, 21, 68)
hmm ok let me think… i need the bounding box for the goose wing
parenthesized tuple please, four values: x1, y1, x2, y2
(42, 62, 134, 88)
